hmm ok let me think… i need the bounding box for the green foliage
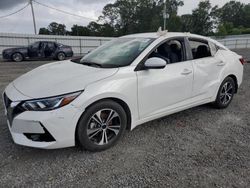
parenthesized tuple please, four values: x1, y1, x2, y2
(180, 14, 192, 32)
(189, 0, 215, 35)
(217, 24, 228, 36)
(38, 0, 250, 37)
(167, 15, 182, 32)
(217, 1, 245, 28)
(231, 28, 242, 35)
(38, 27, 50, 35)
(214, 1, 250, 36)
(49, 22, 66, 35)
(71, 25, 90, 36)
(99, 0, 184, 35)
(242, 28, 250, 34)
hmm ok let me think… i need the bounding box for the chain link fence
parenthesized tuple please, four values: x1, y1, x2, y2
(0, 33, 249, 60)
(0, 33, 114, 58)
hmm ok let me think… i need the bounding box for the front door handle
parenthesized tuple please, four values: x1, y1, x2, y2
(217, 61, 226, 66)
(181, 69, 192, 75)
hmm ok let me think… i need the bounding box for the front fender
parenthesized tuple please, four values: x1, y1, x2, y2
(71, 72, 139, 130)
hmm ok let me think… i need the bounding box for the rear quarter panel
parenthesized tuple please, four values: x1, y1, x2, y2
(220, 49, 243, 86)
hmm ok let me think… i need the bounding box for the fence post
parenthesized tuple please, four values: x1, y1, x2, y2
(27, 37, 30, 45)
(79, 38, 82, 56)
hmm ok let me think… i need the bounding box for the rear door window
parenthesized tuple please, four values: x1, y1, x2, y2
(188, 39, 212, 59)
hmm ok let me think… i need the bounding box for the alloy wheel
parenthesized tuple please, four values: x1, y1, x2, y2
(58, 53, 65, 60)
(220, 82, 233, 105)
(12, 53, 22, 62)
(87, 109, 121, 145)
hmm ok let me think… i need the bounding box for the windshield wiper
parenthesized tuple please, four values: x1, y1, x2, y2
(81, 61, 102, 68)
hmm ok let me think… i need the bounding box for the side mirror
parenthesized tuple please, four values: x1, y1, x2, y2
(144, 57, 166, 69)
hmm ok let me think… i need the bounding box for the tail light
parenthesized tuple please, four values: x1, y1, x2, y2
(239, 58, 246, 65)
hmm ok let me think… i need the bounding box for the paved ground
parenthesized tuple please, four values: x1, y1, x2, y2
(0, 60, 250, 188)
(233, 49, 250, 62)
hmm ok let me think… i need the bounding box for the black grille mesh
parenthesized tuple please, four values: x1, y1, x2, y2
(3, 93, 12, 109)
(3, 93, 25, 125)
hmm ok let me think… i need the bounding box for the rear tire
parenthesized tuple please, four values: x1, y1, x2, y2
(213, 77, 236, 109)
(57, 52, 66, 61)
(76, 100, 127, 151)
(12, 52, 23, 62)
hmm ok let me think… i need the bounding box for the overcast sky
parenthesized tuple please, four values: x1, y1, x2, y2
(0, 0, 249, 34)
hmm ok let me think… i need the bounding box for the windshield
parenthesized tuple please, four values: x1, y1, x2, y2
(79, 37, 154, 68)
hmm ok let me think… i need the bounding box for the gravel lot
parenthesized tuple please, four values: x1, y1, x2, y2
(0, 60, 249, 188)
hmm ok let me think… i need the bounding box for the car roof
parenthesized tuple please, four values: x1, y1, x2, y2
(121, 32, 187, 39)
(38, 41, 56, 43)
(121, 32, 227, 49)
(122, 32, 212, 39)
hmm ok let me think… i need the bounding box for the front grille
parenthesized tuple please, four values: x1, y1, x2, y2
(2, 51, 9, 59)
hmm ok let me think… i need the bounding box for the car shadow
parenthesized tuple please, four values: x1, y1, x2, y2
(4, 103, 218, 157)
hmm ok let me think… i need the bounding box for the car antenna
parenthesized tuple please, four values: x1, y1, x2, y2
(157, 27, 168, 36)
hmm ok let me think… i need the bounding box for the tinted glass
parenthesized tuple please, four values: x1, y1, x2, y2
(47, 42, 55, 48)
(188, 39, 212, 59)
(30, 42, 40, 48)
(149, 38, 185, 64)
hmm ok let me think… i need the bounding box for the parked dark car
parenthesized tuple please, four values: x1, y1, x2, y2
(2, 41, 73, 62)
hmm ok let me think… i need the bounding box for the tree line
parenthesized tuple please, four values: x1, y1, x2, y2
(38, 0, 250, 37)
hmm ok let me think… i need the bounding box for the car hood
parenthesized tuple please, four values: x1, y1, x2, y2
(4, 47, 28, 51)
(12, 60, 118, 99)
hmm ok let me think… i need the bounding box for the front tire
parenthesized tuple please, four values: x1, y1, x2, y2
(76, 100, 127, 151)
(12, 52, 23, 62)
(214, 77, 236, 109)
(57, 52, 66, 61)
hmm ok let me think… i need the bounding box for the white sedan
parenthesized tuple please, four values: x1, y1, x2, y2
(3, 32, 244, 151)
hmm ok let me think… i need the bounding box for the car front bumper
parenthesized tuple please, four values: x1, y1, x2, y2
(3, 85, 83, 149)
(66, 51, 74, 57)
(2, 51, 12, 60)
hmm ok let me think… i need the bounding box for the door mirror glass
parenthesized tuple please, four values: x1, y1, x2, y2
(144, 57, 166, 69)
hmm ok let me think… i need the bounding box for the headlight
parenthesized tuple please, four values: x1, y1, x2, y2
(21, 91, 82, 111)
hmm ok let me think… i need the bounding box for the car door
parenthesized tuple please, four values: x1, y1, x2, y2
(28, 41, 40, 58)
(44, 42, 56, 57)
(188, 38, 226, 100)
(38, 42, 46, 58)
(136, 37, 194, 119)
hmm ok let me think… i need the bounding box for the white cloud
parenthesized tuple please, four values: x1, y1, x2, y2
(179, 0, 250, 15)
(0, 0, 115, 34)
(0, 0, 249, 34)
(0, 0, 27, 10)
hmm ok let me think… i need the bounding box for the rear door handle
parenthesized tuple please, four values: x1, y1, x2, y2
(181, 69, 192, 75)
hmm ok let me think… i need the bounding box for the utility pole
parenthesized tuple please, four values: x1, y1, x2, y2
(163, 0, 169, 30)
(30, 0, 37, 34)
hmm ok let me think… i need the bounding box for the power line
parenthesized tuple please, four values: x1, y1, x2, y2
(33, 0, 96, 21)
(0, 3, 30, 19)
